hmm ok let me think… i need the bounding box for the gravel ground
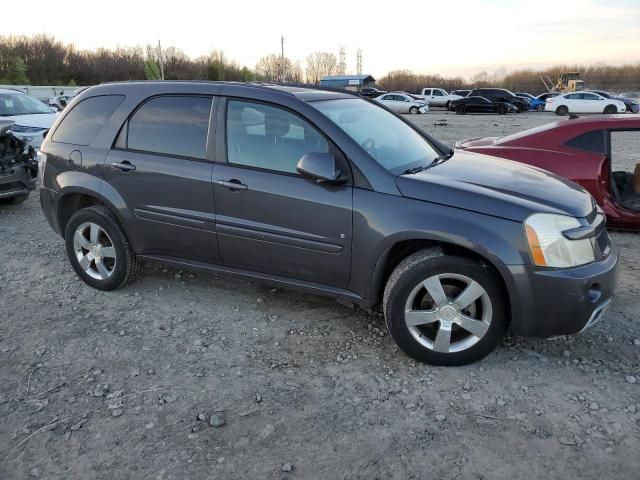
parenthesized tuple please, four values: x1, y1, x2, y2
(1, 110, 639, 480)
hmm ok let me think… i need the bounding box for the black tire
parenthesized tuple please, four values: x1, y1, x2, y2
(556, 105, 569, 116)
(64, 206, 142, 291)
(603, 105, 617, 114)
(0, 193, 29, 205)
(454, 105, 466, 115)
(497, 105, 507, 115)
(445, 101, 450, 111)
(409, 106, 419, 114)
(536, 104, 545, 112)
(383, 249, 508, 366)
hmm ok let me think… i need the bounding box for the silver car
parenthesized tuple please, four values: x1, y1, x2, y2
(374, 92, 428, 114)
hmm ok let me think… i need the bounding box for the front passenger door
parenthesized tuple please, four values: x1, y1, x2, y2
(212, 99, 353, 288)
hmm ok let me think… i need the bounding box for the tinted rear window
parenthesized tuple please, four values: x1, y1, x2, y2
(566, 130, 606, 154)
(126, 96, 212, 159)
(52, 95, 124, 145)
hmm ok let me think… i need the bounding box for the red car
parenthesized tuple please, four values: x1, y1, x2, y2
(456, 115, 640, 230)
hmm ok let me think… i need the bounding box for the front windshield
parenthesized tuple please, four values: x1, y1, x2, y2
(311, 98, 440, 174)
(0, 93, 53, 116)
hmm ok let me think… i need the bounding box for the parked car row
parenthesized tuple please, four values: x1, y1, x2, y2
(369, 85, 639, 117)
(36, 81, 619, 366)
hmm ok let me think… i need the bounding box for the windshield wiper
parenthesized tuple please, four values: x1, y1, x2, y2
(402, 150, 454, 175)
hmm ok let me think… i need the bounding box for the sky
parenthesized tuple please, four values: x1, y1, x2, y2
(6, 0, 640, 78)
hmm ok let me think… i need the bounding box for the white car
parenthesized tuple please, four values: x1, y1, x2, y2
(48, 94, 75, 111)
(545, 91, 627, 116)
(374, 93, 428, 114)
(418, 88, 463, 109)
(0, 88, 58, 148)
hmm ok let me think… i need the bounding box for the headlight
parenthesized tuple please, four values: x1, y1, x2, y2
(524, 213, 595, 267)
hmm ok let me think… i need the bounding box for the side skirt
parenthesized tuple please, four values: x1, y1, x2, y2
(138, 254, 370, 307)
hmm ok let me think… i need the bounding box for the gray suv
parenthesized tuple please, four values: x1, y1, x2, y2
(39, 82, 619, 365)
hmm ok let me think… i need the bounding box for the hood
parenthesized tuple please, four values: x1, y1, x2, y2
(6, 113, 58, 129)
(395, 150, 594, 221)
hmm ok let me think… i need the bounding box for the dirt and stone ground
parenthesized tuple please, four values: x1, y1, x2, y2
(1, 110, 639, 480)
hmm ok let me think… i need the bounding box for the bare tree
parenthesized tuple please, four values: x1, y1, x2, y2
(256, 54, 303, 83)
(305, 52, 339, 84)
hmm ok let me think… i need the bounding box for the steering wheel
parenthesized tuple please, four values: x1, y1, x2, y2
(361, 137, 375, 153)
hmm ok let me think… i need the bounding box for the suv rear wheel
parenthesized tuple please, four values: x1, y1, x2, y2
(383, 249, 508, 365)
(64, 206, 142, 290)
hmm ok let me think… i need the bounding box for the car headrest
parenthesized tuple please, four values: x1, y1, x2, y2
(264, 110, 290, 138)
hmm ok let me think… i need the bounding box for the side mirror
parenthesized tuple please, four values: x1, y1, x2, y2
(296, 152, 342, 183)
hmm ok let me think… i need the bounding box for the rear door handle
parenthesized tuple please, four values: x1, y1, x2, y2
(217, 179, 247, 191)
(111, 161, 136, 172)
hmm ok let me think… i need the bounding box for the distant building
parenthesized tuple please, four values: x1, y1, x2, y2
(319, 74, 376, 91)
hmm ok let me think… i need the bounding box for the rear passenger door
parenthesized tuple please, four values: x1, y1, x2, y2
(104, 95, 221, 263)
(211, 98, 353, 288)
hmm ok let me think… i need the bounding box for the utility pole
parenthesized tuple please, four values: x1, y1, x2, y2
(338, 46, 346, 75)
(157, 40, 164, 80)
(356, 49, 362, 75)
(280, 35, 285, 83)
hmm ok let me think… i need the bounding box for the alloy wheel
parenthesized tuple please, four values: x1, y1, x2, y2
(73, 222, 117, 280)
(404, 273, 492, 353)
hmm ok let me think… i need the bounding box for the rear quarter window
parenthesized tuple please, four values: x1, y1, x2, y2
(52, 95, 125, 145)
(566, 130, 606, 154)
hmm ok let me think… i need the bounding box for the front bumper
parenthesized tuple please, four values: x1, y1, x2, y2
(507, 239, 619, 337)
(0, 166, 37, 199)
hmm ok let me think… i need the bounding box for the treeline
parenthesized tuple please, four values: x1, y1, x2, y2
(379, 64, 640, 94)
(0, 35, 258, 85)
(0, 35, 343, 86)
(2, 35, 638, 94)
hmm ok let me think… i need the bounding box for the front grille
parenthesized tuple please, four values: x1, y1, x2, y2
(585, 209, 597, 224)
(596, 229, 610, 258)
(0, 181, 23, 193)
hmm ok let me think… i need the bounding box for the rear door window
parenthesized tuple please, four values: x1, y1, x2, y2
(52, 95, 124, 145)
(125, 95, 212, 159)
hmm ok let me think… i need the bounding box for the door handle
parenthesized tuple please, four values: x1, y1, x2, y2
(217, 179, 248, 191)
(111, 161, 136, 172)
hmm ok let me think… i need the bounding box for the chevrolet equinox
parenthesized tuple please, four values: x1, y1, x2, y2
(39, 82, 619, 365)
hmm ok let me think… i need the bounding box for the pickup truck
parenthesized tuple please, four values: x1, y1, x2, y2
(416, 88, 463, 109)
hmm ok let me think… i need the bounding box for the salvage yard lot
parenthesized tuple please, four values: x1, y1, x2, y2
(1, 111, 639, 480)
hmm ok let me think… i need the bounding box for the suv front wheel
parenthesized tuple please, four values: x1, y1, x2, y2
(64, 206, 142, 290)
(383, 249, 508, 366)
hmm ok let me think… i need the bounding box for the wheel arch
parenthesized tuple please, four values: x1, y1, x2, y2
(56, 175, 131, 240)
(369, 237, 514, 323)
